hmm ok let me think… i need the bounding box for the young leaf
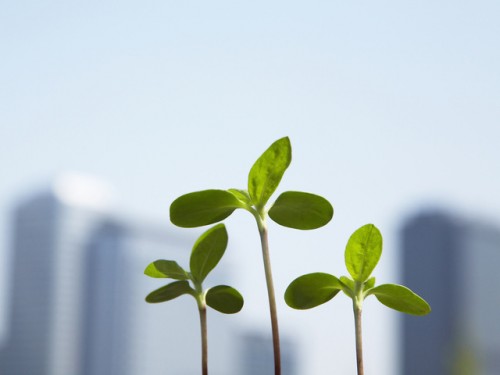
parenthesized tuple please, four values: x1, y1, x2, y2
(339, 276, 355, 297)
(170, 190, 244, 228)
(248, 137, 291, 209)
(345, 224, 382, 282)
(206, 285, 244, 314)
(145, 280, 194, 303)
(363, 277, 376, 291)
(268, 191, 333, 230)
(144, 260, 189, 280)
(367, 284, 431, 316)
(285, 272, 343, 310)
(190, 224, 228, 283)
(227, 189, 252, 206)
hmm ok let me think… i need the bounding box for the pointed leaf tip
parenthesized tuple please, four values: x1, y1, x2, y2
(368, 284, 431, 315)
(269, 191, 333, 230)
(248, 137, 292, 209)
(190, 224, 228, 283)
(144, 260, 188, 280)
(145, 280, 194, 304)
(345, 224, 382, 282)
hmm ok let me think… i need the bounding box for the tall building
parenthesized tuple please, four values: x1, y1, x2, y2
(401, 210, 500, 375)
(240, 331, 297, 375)
(0, 174, 112, 375)
(0, 174, 242, 375)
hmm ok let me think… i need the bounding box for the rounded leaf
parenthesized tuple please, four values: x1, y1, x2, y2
(144, 260, 188, 280)
(190, 224, 228, 283)
(268, 191, 333, 230)
(285, 272, 343, 310)
(345, 224, 382, 282)
(248, 137, 291, 209)
(170, 190, 244, 228)
(367, 284, 431, 315)
(145, 280, 194, 303)
(206, 285, 244, 314)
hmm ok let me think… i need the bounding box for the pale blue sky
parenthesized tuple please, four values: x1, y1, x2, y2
(1, 1, 500, 373)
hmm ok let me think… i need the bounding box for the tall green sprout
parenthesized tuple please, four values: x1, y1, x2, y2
(169, 137, 333, 375)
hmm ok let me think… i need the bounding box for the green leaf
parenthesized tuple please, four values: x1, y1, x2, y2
(268, 191, 333, 230)
(190, 224, 228, 283)
(345, 224, 382, 282)
(248, 137, 291, 209)
(340, 276, 355, 298)
(145, 280, 194, 303)
(367, 284, 431, 316)
(144, 260, 189, 280)
(364, 277, 376, 291)
(170, 190, 244, 228)
(227, 189, 252, 207)
(206, 285, 244, 314)
(285, 272, 343, 310)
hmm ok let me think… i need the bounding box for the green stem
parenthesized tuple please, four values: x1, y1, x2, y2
(199, 304, 208, 375)
(353, 283, 364, 375)
(256, 215, 281, 375)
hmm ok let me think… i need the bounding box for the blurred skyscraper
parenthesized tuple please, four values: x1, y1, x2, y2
(401, 210, 500, 375)
(0, 174, 271, 375)
(0, 174, 113, 375)
(240, 331, 297, 375)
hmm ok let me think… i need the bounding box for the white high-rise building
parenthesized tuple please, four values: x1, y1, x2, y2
(0, 174, 113, 375)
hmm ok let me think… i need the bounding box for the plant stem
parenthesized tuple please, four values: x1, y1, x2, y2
(353, 295, 364, 375)
(199, 304, 208, 375)
(256, 215, 281, 375)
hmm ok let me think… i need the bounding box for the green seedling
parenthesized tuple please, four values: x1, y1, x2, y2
(144, 224, 243, 375)
(285, 223, 431, 375)
(169, 137, 333, 375)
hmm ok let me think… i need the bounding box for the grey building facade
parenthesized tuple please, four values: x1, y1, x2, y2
(401, 211, 500, 375)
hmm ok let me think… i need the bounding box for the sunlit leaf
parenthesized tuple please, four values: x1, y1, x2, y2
(367, 284, 431, 315)
(364, 277, 376, 291)
(248, 137, 291, 209)
(268, 191, 333, 230)
(227, 189, 252, 207)
(206, 285, 244, 314)
(144, 260, 188, 280)
(345, 224, 382, 282)
(340, 276, 355, 297)
(145, 281, 194, 303)
(190, 224, 228, 283)
(170, 190, 244, 228)
(285, 272, 343, 310)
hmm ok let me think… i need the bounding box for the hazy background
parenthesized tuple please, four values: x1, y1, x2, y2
(1, 1, 499, 373)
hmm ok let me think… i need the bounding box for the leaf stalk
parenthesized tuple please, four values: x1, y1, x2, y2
(198, 303, 208, 375)
(353, 282, 364, 375)
(256, 214, 281, 375)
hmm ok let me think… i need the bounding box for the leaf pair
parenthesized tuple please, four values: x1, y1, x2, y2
(145, 224, 244, 314)
(170, 137, 333, 230)
(285, 224, 431, 315)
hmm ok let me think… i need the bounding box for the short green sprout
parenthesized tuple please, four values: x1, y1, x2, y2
(144, 224, 243, 375)
(285, 224, 431, 375)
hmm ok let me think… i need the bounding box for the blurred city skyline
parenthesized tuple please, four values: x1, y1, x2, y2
(2, 1, 500, 373)
(1, 173, 500, 374)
